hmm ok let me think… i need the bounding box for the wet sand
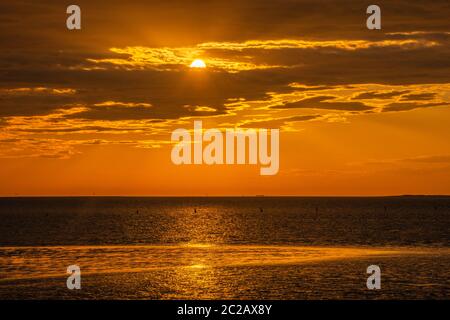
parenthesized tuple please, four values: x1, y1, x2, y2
(1, 244, 449, 299)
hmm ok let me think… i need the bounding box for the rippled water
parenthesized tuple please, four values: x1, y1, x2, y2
(0, 197, 449, 299)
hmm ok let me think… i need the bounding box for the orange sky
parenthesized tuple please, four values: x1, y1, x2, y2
(0, 1, 450, 195)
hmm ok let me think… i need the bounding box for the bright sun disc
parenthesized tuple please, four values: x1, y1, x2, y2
(190, 59, 206, 68)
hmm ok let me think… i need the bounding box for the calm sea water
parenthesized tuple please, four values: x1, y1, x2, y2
(0, 196, 449, 299)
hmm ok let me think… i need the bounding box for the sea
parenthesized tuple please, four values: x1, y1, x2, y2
(0, 196, 448, 299)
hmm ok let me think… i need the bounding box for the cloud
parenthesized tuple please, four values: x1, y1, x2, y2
(403, 155, 450, 163)
(350, 154, 450, 169)
(0, 136, 169, 159)
(382, 102, 449, 112)
(238, 114, 321, 129)
(353, 90, 410, 100)
(198, 39, 438, 51)
(86, 37, 440, 73)
(0, 87, 80, 117)
(1, 1, 450, 161)
(64, 106, 165, 121)
(274, 96, 374, 111)
(87, 46, 284, 73)
(288, 84, 336, 92)
(93, 101, 152, 108)
(184, 105, 217, 113)
(400, 93, 437, 101)
(0, 138, 78, 159)
(0, 87, 76, 95)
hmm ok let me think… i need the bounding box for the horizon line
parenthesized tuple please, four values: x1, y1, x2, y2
(1, 194, 450, 198)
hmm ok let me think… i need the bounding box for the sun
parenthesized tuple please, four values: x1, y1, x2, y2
(190, 59, 206, 68)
